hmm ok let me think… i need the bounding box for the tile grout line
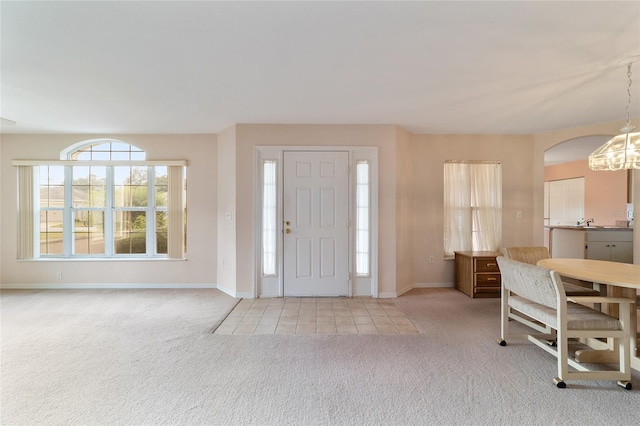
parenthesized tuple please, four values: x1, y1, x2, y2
(215, 298, 420, 335)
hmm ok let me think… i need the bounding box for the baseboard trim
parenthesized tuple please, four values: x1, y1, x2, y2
(0, 283, 217, 290)
(414, 282, 455, 288)
(381, 283, 456, 299)
(0, 282, 456, 295)
(215, 285, 255, 299)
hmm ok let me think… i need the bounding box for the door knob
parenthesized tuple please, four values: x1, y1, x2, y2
(285, 229, 291, 234)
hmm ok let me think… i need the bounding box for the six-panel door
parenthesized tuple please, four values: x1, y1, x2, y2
(283, 151, 349, 296)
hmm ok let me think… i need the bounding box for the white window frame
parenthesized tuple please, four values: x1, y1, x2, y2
(13, 140, 187, 260)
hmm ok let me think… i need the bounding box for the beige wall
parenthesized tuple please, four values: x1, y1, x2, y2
(0, 134, 217, 286)
(0, 139, 2, 284)
(4, 119, 635, 292)
(216, 126, 237, 296)
(233, 124, 400, 297)
(411, 134, 535, 286)
(534, 122, 618, 244)
(533, 118, 639, 264)
(544, 159, 628, 226)
(395, 126, 414, 295)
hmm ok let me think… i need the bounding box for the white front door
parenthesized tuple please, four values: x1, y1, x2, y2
(283, 151, 349, 296)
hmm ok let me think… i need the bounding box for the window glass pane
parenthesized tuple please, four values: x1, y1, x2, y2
(114, 186, 131, 208)
(115, 211, 146, 254)
(90, 166, 107, 184)
(355, 161, 370, 277)
(73, 166, 106, 207)
(111, 151, 131, 161)
(155, 166, 168, 207)
(130, 151, 146, 161)
(39, 165, 65, 208)
(91, 151, 110, 161)
(156, 211, 168, 254)
(40, 185, 65, 208)
(92, 143, 111, 152)
(71, 148, 91, 161)
(262, 160, 277, 276)
(41, 165, 65, 185)
(40, 210, 64, 255)
(73, 211, 105, 254)
(110, 142, 130, 152)
(130, 166, 148, 185)
(114, 166, 148, 207)
(73, 166, 89, 181)
(114, 166, 130, 185)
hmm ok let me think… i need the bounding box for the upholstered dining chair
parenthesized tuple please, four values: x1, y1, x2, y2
(502, 247, 600, 333)
(502, 247, 600, 297)
(496, 256, 632, 389)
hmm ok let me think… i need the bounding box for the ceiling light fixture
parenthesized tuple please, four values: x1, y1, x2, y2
(589, 61, 640, 171)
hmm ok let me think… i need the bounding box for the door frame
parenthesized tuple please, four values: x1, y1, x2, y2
(254, 146, 378, 298)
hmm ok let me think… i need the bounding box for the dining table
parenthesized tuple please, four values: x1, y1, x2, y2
(537, 258, 640, 371)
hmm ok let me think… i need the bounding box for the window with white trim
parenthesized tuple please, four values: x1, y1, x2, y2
(15, 139, 187, 259)
(355, 160, 370, 277)
(443, 161, 502, 258)
(262, 160, 277, 276)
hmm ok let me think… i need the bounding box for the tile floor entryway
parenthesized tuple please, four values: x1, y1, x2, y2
(214, 297, 420, 335)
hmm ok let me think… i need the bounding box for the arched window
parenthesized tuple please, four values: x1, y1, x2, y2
(14, 139, 186, 259)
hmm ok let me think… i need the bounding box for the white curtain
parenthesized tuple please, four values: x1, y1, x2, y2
(17, 166, 37, 259)
(444, 163, 472, 256)
(444, 161, 501, 257)
(167, 166, 185, 259)
(470, 163, 502, 252)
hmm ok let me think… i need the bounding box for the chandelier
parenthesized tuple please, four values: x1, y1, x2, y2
(589, 62, 640, 171)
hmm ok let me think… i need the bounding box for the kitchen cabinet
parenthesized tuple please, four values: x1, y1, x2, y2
(548, 177, 584, 226)
(454, 251, 501, 298)
(585, 230, 633, 263)
(549, 227, 633, 263)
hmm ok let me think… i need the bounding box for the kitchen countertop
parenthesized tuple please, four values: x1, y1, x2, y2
(546, 225, 632, 231)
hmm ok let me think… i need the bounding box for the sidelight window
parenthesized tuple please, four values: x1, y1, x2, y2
(355, 160, 370, 277)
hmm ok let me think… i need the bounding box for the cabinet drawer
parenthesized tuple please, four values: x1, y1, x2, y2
(476, 273, 501, 287)
(475, 258, 499, 272)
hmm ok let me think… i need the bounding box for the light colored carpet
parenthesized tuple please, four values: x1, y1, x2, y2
(1, 288, 639, 426)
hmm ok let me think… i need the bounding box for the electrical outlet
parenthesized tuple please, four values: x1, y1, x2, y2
(56, 271, 62, 280)
(429, 256, 435, 264)
(516, 210, 523, 219)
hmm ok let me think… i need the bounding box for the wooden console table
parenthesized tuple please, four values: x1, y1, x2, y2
(454, 251, 501, 298)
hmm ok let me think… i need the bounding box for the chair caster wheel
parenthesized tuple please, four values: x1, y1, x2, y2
(553, 378, 566, 388)
(617, 381, 632, 390)
(497, 339, 507, 346)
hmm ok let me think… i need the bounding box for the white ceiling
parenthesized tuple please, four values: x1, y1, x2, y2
(1, 1, 639, 135)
